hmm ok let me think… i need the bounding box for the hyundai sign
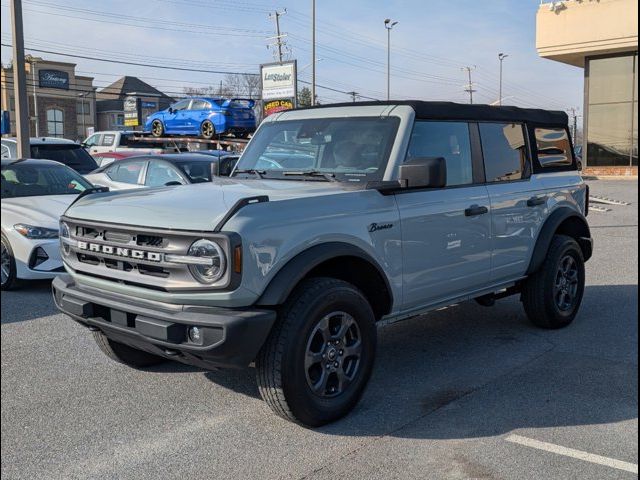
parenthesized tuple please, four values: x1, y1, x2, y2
(261, 61, 297, 101)
(38, 70, 69, 90)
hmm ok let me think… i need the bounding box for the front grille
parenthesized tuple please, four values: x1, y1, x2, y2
(61, 219, 233, 291)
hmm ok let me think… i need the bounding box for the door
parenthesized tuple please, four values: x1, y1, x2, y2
(397, 121, 492, 311)
(164, 99, 191, 132)
(479, 122, 543, 283)
(186, 99, 211, 133)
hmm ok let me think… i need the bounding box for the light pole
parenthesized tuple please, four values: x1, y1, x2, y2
(311, 0, 316, 106)
(27, 56, 39, 136)
(78, 93, 86, 139)
(384, 18, 398, 101)
(498, 52, 508, 106)
(10, 0, 30, 157)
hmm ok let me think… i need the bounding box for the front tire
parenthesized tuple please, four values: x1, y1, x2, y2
(93, 331, 165, 368)
(150, 120, 164, 137)
(256, 278, 377, 427)
(1, 234, 19, 291)
(522, 235, 585, 329)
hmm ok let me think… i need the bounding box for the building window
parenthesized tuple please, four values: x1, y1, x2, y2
(77, 102, 90, 115)
(586, 53, 638, 167)
(114, 114, 124, 127)
(46, 108, 64, 137)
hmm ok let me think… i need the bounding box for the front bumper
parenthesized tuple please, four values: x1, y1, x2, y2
(52, 275, 276, 369)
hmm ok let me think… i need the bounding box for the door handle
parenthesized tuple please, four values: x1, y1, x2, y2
(465, 205, 489, 217)
(527, 196, 547, 207)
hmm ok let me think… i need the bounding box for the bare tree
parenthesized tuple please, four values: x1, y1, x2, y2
(243, 74, 261, 99)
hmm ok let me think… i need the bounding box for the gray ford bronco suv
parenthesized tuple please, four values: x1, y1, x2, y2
(53, 101, 593, 426)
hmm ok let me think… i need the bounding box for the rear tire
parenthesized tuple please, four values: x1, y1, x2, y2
(93, 331, 165, 368)
(200, 120, 216, 140)
(256, 277, 377, 427)
(522, 234, 585, 329)
(1, 234, 19, 291)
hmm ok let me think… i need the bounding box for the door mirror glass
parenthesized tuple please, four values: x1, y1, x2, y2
(399, 157, 447, 188)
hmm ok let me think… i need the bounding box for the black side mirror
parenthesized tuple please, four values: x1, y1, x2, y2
(168, 107, 174, 114)
(399, 157, 447, 189)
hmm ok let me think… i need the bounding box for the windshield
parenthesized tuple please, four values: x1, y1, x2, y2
(235, 116, 400, 183)
(30, 144, 98, 174)
(1, 162, 92, 198)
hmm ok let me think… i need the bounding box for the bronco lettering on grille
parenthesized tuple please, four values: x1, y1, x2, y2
(77, 241, 162, 262)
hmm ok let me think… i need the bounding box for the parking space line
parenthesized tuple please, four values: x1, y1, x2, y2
(505, 434, 638, 474)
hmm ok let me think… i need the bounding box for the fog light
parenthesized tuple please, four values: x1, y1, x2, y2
(188, 326, 202, 343)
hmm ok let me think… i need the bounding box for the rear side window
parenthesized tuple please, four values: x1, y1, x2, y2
(106, 160, 146, 184)
(190, 100, 210, 110)
(406, 121, 473, 186)
(479, 123, 529, 182)
(29, 144, 98, 174)
(101, 134, 116, 146)
(535, 128, 574, 167)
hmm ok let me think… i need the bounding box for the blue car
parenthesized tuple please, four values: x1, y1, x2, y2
(144, 97, 257, 139)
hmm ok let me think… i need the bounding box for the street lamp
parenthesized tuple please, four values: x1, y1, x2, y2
(498, 52, 509, 106)
(384, 18, 398, 101)
(26, 55, 39, 136)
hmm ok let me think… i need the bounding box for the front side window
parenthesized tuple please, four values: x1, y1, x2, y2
(106, 160, 146, 184)
(171, 99, 191, 111)
(535, 128, 573, 168)
(145, 161, 184, 187)
(175, 160, 214, 183)
(406, 121, 473, 186)
(47, 109, 64, 137)
(236, 117, 400, 183)
(1, 163, 91, 198)
(84, 134, 100, 147)
(480, 123, 529, 181)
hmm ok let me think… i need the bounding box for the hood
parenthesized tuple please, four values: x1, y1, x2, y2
(64, 178, 356, 231)
(2, 195, 77, 229)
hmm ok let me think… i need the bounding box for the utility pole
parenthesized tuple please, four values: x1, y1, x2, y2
(384, 19, 398, 101)
(78, 93, 86, 139)
(347, 91, 359, 102)
(268, 9, 287, 63)
(498, 53, 508, 106)
(567, 107, 579, 141)
(10, 0, 30, 157)
(311, 0, 316, 106)
(462, 66, 476, 104)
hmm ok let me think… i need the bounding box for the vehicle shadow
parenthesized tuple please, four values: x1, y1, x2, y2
(204, 284, 638, 438)
(0, 280, 59, 324)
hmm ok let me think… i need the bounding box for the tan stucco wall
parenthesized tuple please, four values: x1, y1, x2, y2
(536, 0, 638, 67)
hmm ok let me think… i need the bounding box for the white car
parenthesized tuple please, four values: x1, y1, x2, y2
(83, 131, 169, 155)
(1, 159, 93, 290)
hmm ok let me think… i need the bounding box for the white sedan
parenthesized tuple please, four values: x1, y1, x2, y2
(1, 159, 93, 290)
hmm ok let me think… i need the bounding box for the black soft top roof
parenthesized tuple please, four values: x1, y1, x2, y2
(305, 101, 568, 127)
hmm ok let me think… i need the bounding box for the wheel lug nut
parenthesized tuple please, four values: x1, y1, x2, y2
(339, 350, 344, 355)
(333, 361, 339, 367)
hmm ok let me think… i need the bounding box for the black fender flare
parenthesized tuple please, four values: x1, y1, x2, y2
(256, 242, 393, 308)
(526, 207, 592, 275)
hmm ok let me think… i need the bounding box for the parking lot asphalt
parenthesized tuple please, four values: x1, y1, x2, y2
(1, 179, 637, 480)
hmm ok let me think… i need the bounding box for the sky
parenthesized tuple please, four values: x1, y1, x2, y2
(1, 0, 584, 119)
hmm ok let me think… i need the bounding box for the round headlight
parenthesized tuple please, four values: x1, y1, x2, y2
(187, 239, 226, 284)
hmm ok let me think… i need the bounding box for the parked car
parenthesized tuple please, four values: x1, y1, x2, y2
(1, 158, 93, 290)
(1, 137, 98, 174)
(83, 130, 172, 155)
(144, 97, 256, 139)
(53, 101, 592, 427)
(91, 151, 145, 168)
(574, 145, 583, 170)
(85, 153, 238, 190)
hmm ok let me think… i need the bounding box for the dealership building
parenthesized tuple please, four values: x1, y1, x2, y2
(537, 0, 638, 175)
(1, 56, 96, 140)
(96, 76, 173, 131)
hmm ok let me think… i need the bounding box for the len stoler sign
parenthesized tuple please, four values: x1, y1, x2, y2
(261, 61, 297, 101)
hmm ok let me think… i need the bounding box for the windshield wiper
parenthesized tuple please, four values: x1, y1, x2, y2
(233, 169, 266, 179)
(282, 170, 338, 182)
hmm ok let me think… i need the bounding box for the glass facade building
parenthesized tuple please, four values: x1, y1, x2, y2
(586, 53, 638, 167)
